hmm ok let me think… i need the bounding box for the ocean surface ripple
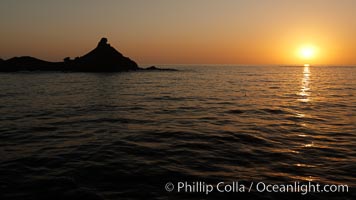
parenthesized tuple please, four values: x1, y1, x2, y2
(0, 66, 355, 199)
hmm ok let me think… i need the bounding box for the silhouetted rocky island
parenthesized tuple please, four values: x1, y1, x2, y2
(0, 38, 175, 72)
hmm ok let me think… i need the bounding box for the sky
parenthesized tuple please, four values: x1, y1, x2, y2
(0, 0, 355, 65)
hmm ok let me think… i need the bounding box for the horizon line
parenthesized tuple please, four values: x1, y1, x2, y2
(140, 63, 356, 67)
(2, 56, 355, 67)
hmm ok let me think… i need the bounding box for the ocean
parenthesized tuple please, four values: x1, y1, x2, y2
(0, 65, 355, 200)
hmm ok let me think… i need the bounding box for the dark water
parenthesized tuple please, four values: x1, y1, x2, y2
(0, 66, 355, 200)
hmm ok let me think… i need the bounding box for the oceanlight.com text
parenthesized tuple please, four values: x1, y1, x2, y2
(165, 181, 349, 195)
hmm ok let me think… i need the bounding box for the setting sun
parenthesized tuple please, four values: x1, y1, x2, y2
(299, 45, 317, 60)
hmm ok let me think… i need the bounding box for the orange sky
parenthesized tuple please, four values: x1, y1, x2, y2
(0, 0, 355, 65)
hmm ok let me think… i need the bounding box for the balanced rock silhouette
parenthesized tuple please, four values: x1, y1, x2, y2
(0, 38, 140, 72)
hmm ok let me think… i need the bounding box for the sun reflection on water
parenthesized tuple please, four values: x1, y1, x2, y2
(292, 65, 317, 180)
(298, 66, 311, 102)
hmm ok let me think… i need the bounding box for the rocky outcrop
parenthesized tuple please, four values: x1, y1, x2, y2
(69, 38, 139, 72)
(0, 38, 140, 72)
(2, 56, 61, 71)
(144, 66, 177, 71)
